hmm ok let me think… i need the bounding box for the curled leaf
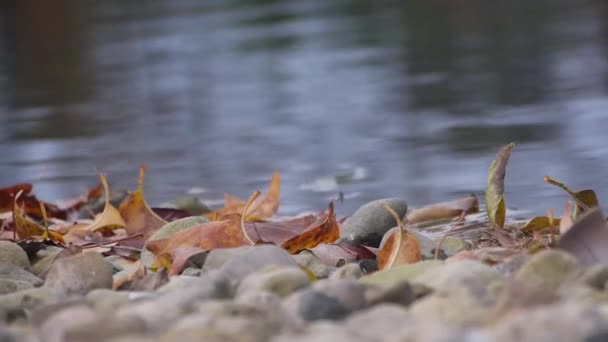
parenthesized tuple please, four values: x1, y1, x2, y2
(80, 174, 126, 233)
(486, 143, 515, 229)
(544, 176, 598, 218)
(377, 204, 421, 271)
(241, 191, 261, 245)
(11, 191, 64, 243)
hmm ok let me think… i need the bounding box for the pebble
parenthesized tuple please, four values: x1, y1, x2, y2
(283, 289, 351, 322)
(44, 252, 113, 295)
(31, 246, 64, 279)
(515, 249, 580, 289)
(480, 302, 608, 341)
(312, 279, 367, 312)
(0, 241, 31, 270)
(208, 245, 300, 289)
(0, 279, 34, 295)
(330, 263, 363, 280)
(162, 301, 298, 342)
(360, 260, 443, 287)
(0, 263, 43, 285)
(338, 198, 408, 247)
(293, 251, 332, 278)
(237, 266, 312, 298)
(0, 287, 62, 312)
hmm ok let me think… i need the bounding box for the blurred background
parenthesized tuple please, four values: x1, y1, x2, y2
(1, 0, 608, 216)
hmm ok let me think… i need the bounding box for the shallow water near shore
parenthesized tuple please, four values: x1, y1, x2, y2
(1, 0, 608, 218)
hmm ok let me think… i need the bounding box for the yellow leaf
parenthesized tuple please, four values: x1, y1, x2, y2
(520, 216, 561, 233)
(80, 174, 126, 233)
(13, 190, 45, 240)
(486, 143, 515, 228)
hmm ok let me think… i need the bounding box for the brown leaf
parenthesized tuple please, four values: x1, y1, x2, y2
(245, 215, 317, 245)
(377, 205, 422, 270)
(281, 202, 340, 254)
(118, 166, 167, 247)
(306, 243, 377, 266)
(0, 183, 67, 220)
(486, 143, 515, 229)
(206, 171, 281, 221)
(0, 183, 32, 213)
(145, 216, 249, 274)
(558, 207, 608, 266)
(405, 195, 479, 224)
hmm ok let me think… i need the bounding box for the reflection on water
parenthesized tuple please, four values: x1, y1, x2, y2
(1, 0, 608, 215)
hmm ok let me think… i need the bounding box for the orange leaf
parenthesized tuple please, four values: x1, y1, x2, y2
(118, 165, 167, 247)
(377, 205, 421, 270)
(281, 202, 340, 254)
(206, 171, 280, 221)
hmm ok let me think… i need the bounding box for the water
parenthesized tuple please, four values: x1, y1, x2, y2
(1, 0, 608, 216)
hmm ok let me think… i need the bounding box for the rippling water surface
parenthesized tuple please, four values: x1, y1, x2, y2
(1, 0, 608, 215)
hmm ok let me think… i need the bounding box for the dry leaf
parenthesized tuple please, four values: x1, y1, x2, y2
(145, 216, 249, 274)
(281, 202, 340, 254)
(12, 191, 64, 243)
(377, 205, 421, 270)
(118, 165, 167, 247)
(0, 183, 67, 220)
(486, 143, 515, 229)
(206, 171, 280, 221)
(245, 215, 317, 245)
(520, 216, 561, 233)
(78, 174, 126, 233)
(406, 195, 479, 224)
